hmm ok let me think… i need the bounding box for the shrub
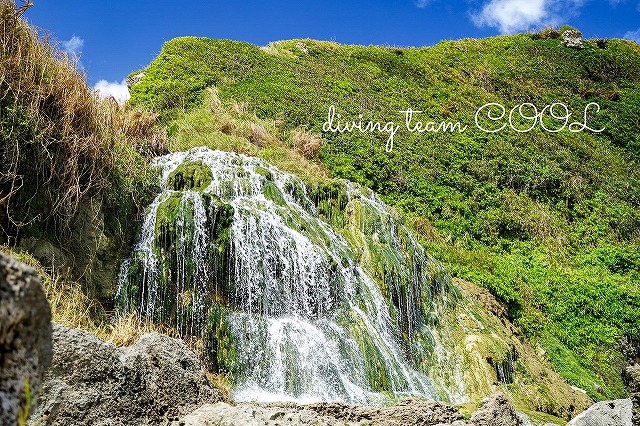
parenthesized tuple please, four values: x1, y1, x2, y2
(0, 0, 157, 242)
(531, 28, 562, 40)
(291, 130, 322, 159)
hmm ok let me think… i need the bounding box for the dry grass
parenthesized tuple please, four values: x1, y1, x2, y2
(206, 371, 232, 402)
(0, 245, 169, 347)
(291, 130, 322, 159)
(248, 122, 277, 147)
(101, 312, 176, 347)
(0, 245, 103, 331)
(170, 89, 330, 181)
(0, 1, 160, 239)
(1, 1, 112, 226)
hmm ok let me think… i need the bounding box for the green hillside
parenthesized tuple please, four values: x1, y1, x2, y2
(128, 34, 640, 399)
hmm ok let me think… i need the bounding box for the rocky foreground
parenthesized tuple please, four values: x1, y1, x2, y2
(26, 323, 635, 426)
(0, 253, 637, 426)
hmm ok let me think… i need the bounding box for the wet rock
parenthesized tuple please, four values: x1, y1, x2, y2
(29, 324, 221, 426)
(470, 393, 521, 426)
(566, 399, 632, 426)
(0, 253, 52, 426)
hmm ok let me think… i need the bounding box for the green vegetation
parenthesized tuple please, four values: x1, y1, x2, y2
(129, 33, 640, 400)
(3, 0, 639, 408)
(0, 0, 158, 299)
(168, 161, 213, 191)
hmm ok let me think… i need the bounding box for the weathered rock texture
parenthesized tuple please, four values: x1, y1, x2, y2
(561, 30, 584, 49)
(0, 253, 52, 426)
(622, 336, 640, 425)
(566, 399, 632, 426)
(28, 324, 222, 426)
(470, 393, 522, 426)
(180, 398, 467, 426)
(626, 364, 640, 425)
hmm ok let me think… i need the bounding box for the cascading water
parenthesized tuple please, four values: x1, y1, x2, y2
(117, 146, 459, 404)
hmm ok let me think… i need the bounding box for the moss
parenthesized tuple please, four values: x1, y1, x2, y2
(155, 192, 184, 251)
(306, 179, 349, 228)
(167, 160, 213, 191)
(340, 309, 394, 393)
(263, 181, 287, 206)
(255, 166, 273, 181)
(203, 303, 237, 376)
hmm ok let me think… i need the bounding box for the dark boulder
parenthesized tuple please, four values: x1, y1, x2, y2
(0, 253, 52, 426)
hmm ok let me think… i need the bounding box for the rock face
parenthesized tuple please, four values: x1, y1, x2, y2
(180, 398, 467, 426)
(566, 399, 632, 426)
(622, 336, 640, 425)
(29, 324, 222, 426)
(561, 30, 584, 49)
(0, 253, 52, 426)
(470, 393, 522, 426)
(126, 72, 145, 88)
(626, 364, 640, 425)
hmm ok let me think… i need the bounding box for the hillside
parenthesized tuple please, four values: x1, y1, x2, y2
(128, 34, 640, 400)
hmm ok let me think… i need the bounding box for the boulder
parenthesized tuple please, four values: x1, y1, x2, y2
(0, 253, 52, 426)
(29, 324, 222, 425)
(561, 30, 584, 49)
(566, 399, 632, 426)
(126, 72, 145, 88)
(470, 393, 521, 426)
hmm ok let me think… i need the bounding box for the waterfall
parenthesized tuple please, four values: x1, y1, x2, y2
(117, 146, 458, 405)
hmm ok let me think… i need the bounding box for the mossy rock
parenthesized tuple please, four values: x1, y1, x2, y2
(167, 160, 213, 191)
(263, 181, 286, 206)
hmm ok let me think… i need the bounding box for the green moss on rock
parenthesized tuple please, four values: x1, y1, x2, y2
(167, 160, 213, 191)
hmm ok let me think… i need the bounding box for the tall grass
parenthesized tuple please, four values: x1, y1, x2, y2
(0, 0, 160, 241)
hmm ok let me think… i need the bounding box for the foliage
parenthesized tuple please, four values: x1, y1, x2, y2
(0, 0, 157, 246)
(130, 34, 640, 400)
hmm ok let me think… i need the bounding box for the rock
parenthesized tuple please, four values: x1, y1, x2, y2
(470, 392, 521, 426)
(296, 42, 308, 54)
(181, 402, 340, 426)
(515, 412, 531, 426)
(180, 398, 467, 426)
(0, 253, 52, 426)
(561, 30, 584, 49)
(626, 365, 640, 425)
(126, 72, 145, 88)
(29, 324, 221, 425)
(566, 399, 632, 426)
(622, 336, 640, 425)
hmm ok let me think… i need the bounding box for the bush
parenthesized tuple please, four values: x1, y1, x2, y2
(291, 130, 322, 159)
(0, 0, 157, 242)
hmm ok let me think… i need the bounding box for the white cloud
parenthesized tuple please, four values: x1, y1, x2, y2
(61, 35, 84, 57)
(471, 0, 584, 34)
(415, 0, 431, 8)
(624, 28, 640, 43)
(472, 0, 549, 33)
(94, 80, 130, 104)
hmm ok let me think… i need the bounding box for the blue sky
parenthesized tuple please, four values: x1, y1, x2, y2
(23, 0, 640, 101)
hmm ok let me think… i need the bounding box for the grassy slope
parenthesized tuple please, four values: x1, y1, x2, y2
(129, 34, 640, 400)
